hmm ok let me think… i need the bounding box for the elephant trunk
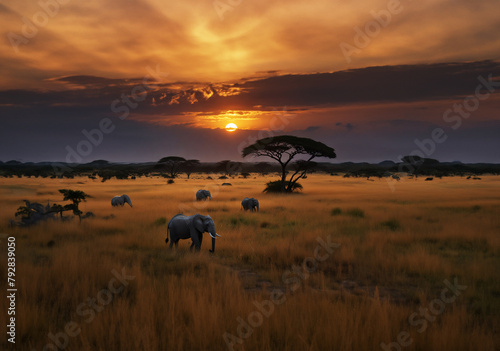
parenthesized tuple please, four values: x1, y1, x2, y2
(208, 232, 220, 252)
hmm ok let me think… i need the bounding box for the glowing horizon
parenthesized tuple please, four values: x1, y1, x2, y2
(0, 1, 499, 163)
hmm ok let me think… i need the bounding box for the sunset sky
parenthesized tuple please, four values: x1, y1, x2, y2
(1, 0, 499, 163)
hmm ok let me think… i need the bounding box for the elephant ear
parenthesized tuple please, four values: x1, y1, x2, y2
(193, 214, 205, 233)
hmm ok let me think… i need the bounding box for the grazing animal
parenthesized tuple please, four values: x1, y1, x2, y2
(221, 183, 232, 186)
(166, 214, 220, 252)
(111, 194, 133, 207)
(196, 189, 211, 201)
(425, 177, 434, 181)
(241, 197, 259, 212)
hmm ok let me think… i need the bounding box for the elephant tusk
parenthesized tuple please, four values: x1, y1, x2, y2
(215, 233, 221, 237)
(209, 233, 216, 239)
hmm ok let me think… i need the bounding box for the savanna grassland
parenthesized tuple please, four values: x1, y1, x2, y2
(0, 174, 499, 351)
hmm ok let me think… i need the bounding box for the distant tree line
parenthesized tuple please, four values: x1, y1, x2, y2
(0, 156, 499, 180)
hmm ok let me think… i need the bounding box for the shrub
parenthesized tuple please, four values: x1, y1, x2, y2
(229, 216, 256, 227)
(380, 219, 401, 231)
(167, 179, 174, 184)
(154, 217, 167, 226)
(331, 208, 342, 216)
(346, 208, 365, 218)
(263, 181, 303, 193)
(260, 221, 271, 228)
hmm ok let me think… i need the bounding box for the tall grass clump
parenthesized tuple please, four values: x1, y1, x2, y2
(380, 219, 401, 231)
(331, 207, 342, 216)
(346, 208, 365, 218)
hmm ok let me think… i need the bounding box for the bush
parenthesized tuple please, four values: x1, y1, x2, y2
(167, 179, 174, 184)
(228, 216, 256, 227)
(154, 217, 167, 226)
(380, 219, 401, 231)
(346, 208, 365, 218)
(331, 208, 342, 216)
(260, 221, 271, 228)
(263, 181, 303, 193)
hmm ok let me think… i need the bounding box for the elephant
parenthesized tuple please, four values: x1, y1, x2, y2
(111, 194, 133, 207)
(241, 197, 259, 212)
(196, 189, 211, 201)
(165, 214, 220, 252)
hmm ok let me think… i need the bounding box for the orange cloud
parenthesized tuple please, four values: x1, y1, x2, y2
(1, 0, 499, 91)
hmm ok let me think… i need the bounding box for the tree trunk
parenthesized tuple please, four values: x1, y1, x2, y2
(281, 165, 287, 192)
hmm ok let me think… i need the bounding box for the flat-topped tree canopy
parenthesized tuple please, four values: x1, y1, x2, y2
(242, 135, 336, 161)
(156, 156, 187, 178)
(242, 135, 336, 192)
(158, 156, 186, 163)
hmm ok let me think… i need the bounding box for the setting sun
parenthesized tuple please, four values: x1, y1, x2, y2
(225, 123, 238, 132)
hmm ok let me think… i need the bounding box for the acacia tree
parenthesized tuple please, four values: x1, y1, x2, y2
(58, 189, 90, 222)
(50, 204, 65, 218)
(15, 203, 34, 219)
(14, 190, 91, 225)
(182, 159, 201, 179)
(242, 135, 336, 192)
(156, 156, 187, 178)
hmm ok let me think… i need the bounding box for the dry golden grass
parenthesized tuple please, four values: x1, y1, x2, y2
(0, 174, 499, 350)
